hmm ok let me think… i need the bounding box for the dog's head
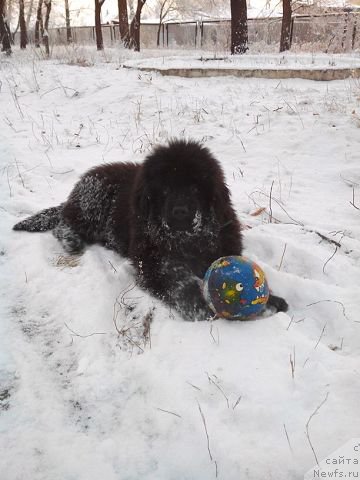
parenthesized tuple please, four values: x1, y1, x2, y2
(133, 140, 232, 244)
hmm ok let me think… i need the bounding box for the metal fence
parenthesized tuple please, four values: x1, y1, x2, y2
(20, 14, 360, 52)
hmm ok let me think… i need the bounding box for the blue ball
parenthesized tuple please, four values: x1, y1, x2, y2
(203, 256, 269, 320)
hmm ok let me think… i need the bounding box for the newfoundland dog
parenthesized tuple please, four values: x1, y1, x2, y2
(13, 139, 287, 320)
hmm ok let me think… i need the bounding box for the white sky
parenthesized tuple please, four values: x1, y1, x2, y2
(65, 0, 282, 27)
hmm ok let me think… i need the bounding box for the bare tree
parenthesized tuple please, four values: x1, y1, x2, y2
(118, 0, 129, 43)
(155, 0, 175, 47)
(0, 0, 12, 54)
(95, 0, 105, 50)
(169, 0, 228, 20)
(280, 0, 292, 52)
(64, 0, 71, 43)
(42, 0, 51, 55)
(125, 0, 146, 51)
(34, 0, 43, 47)
(230, 0, 248, 54)
(19, 0, 27, 48)
(26, 0, 35, 28)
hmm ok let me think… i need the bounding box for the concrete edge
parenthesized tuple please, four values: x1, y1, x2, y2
(123, 64, 360, 81)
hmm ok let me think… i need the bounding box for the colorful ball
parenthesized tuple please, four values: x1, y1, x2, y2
(203, 256, 269, 320)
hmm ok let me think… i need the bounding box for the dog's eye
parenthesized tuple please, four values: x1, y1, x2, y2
(190, 186, 199, 195)
(236, 283, 243, 292)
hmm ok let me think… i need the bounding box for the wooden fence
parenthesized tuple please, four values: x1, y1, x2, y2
(18, 14, 360, 52)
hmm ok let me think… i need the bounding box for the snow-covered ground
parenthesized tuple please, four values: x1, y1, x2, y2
(1, 48, 360, 480)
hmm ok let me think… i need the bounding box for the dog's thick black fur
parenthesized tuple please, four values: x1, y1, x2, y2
(13, 139, 288, 320)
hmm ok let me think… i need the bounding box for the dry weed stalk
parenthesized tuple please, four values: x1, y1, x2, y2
(112, 284, 153, 354)
(232, 394, 242, 410)
(197, 401, 213, 460)
(307, 299, 350, 322)
(305, 392, 330, 465)
(206, 372, 229, 409)
(350, 187, 360, 210)
(6, 165, 12, 197)
(5, 77, 24, 119)
(322, 246, 338, 273)
(209, 322, 220, 345)
(156, 408, 182, 419)
(290, 346, 296, 379)
(278, 243, 287, 271)
(197, 401, 218, 477)
(283, 423, 293, 452)
(64, 322, 106, 346)
(269, 180, 275, 223)
(314, 323, 327, 349)
(314, 231, 342, 248)
(186, 381, 201, 392)
(286, 316, 294, 330)
(248, 188, 303, 226)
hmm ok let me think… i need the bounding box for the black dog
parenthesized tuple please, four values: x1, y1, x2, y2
(14, 139, 288, 320)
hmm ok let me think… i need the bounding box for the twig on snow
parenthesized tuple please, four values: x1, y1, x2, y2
(6, 166, 12, 197)
(283, 423, 293, 453)
(209, 322, 220, 345)
(314, 323, 327, 349)
(197, 400, 218, 477)
(156, 408, 182, 419)
(232, 395, 242, 410)
(315, 231, 341, 248)
(286, 316, 294, 330)
(305, 392, 329, 465)
(290, 346, 296, 379)
(186, 381, 201, 391)
(269, 180, 275, 223)
(64, 322, 106, 345)
(322, 246, 338, 274)
(206, 372, 229, 409)
(248, 189, 303, 226)
(197, 401, 213, 461)
(278, 243, 287, 271)
(306, 300, 350, 322)
(350, 187, 360, 210)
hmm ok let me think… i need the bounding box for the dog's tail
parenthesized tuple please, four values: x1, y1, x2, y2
(13, 205, 62, 232)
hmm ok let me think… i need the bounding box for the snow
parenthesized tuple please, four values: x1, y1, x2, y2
(1, 47, 360, 480)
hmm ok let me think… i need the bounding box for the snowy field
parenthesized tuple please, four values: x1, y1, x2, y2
(1, 47, 360, 480)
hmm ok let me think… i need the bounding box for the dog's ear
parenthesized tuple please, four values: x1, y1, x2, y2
(212, 184, 232, 223)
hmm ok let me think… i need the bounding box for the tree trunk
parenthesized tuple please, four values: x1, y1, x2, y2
(118, 0, 128, 43)
(156, 0, 171, 47)
(156, 21, 161, 47)
(42, 0, 51, 56)
(19, 0, 27, 49)
(352, 16, 357, 50)
(95, 0, 105, 50)
(125, 0, 146, 51)
(0, 0, 12, 53)
(34, 0, 43, 47)
(230, 0, 248, 54)
(280, 0, 292, 52)
(65, 0, 71, 43)
(156, 0, 166, 47)
(26, 0, 34, 29)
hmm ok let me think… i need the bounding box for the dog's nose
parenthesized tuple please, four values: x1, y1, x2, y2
(172, 205, 189, 220)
